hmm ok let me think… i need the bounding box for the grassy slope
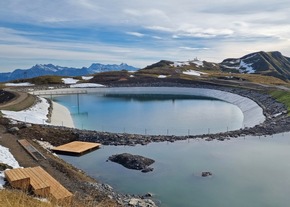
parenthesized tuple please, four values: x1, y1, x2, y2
(0, 189, 116, 207)
(269, 90, 290, 114)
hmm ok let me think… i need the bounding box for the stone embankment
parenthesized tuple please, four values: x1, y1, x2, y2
(87, 182, 158, 207)
(73, 84, 288, 145)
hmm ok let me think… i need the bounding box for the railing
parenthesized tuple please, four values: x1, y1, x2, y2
(33, 90, 87, 96)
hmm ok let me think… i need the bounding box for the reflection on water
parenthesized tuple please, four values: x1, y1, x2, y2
(53, 93, 244, 135)
(61, 133, 290, 207)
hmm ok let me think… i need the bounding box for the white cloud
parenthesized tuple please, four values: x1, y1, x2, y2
(126, 32, 145, 37)
(179, 47, 209, 51)
(1, 0, 290, 71)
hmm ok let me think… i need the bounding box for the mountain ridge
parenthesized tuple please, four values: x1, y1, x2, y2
(220, 51, 290, 80)
(2, 51, 290, 82)
(144, 51, 290, 81)
(0, 63, 139, 82)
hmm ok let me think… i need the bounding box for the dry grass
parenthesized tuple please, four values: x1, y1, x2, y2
(208, 72, 288, 85)
(0, 189, 54, 207)
(0, 189, 118, 207)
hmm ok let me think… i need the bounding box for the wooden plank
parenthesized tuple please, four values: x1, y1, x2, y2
(30, 167, 72, 202)
(52, 141, 101, 155)
(25, 168, 50, 197)
(18, 139, 46, 160)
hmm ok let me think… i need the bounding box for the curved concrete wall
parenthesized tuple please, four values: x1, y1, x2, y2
(85, 87, 265, 128)
(35, 86, 265, 129)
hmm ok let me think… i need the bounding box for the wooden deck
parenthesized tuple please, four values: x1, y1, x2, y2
(52, 141, 101, 155)
(5, 166, 72, 204)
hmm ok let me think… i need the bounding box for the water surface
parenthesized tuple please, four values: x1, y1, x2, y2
(61, 133, 290, 207)
(53, 93, 243, 135)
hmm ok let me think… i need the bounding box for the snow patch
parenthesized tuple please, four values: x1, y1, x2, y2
(70, 83, 105, 88)
(158, 75, 167, 78)
(240, 60, 255, 73)
(82, 76, 93, 80)
(0, 145, 20, 189)
(183, 70, 207, 76)
(5, 82, 35, 86)
(172, 59, 204, 67)
(1, 97, 50, 125)
(62, 78, 79, 84)
(228, 60, 240, 64)
(34, 140, 55, 151)
(243, 54, 257, 60)
(172, 61, 190, 67)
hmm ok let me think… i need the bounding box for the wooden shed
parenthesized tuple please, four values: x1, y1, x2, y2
(5, 166, 72, 204)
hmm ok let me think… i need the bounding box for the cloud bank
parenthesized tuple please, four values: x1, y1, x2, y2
(0, 0, 289, 71)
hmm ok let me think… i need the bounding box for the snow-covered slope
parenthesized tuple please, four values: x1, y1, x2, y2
(0, 145, 20, 189)
(221, 53, 257, 73)
(220, 51, 290, 79)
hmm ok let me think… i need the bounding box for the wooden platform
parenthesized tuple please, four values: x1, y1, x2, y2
(5, 166, 72, 204)
(52, 141, 101, 155)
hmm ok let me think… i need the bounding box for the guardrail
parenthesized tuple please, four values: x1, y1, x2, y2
(33, 90, 87, 95)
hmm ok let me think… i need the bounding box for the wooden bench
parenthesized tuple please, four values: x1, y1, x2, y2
(5, 166, 72, 204)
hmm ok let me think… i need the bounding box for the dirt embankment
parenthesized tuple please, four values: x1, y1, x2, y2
(0, 89, 36, 111)
(0, 120, 119, 206)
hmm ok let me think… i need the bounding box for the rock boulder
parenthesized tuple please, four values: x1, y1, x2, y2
(109, 153, 155, 173)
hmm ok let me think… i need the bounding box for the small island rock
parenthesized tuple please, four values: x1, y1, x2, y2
(201, 171, 213, 177)
(109, 153, 155, 173)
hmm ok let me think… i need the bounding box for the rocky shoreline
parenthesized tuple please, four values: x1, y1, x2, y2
(87, 182, 158, 207)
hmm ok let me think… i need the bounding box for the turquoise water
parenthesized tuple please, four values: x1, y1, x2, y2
(52, 93, 243, 135)
(54, 93, 290, 206)
(61, 133, 290, 207)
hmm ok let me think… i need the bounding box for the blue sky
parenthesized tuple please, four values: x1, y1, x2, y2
(0, 0, 290, 71)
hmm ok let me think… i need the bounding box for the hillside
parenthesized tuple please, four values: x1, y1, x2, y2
(220, 51, 290, 80)
(142, 51, 290, 81)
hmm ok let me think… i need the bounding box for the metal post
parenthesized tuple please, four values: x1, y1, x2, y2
(77, 93, 80, 114)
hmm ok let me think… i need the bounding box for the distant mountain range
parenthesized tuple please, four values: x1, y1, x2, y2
(2, 51, 290, 82)
(0, 63, 139, 82)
